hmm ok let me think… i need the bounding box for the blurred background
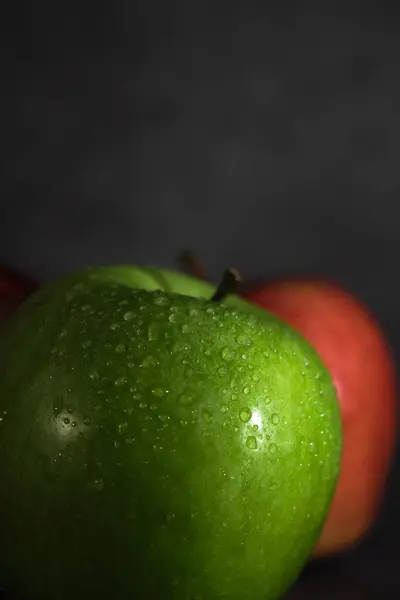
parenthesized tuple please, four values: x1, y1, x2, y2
(2, 1, 400, 598)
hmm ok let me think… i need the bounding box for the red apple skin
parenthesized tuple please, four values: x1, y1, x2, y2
(242, 277, 397, 558)
(0, 266, 38, 321)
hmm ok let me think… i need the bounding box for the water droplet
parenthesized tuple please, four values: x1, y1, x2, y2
(181, 323, 190, 334)
(148, 323, 159, 341)
(247, 315, 257, 328)
(152, 388, 164, 397)
(252, 374, 260, 382)
(178, 393, 194, 406)
(243, 386, 250, 395)
(252, 424, 258, 432)
(110, 323, 119, 331)
(271, 413, 280, 425)
(90, 478, 104, 491)
(220, 403, 228, 413)
(169, 312, 184, 324)
(202, 408, 212, 423)
(83, 417, 91, 426)
(223, 417, 231, 428)
(239, 407, 252, 423)
(172, 341, 191, 354)
(206, 307, 215, 315)
(139, 402, 147, 409)
(118, 422, 128, 434)
(154, 295, 169, 306)
(89, 370, 99, 381)
(189, 308, 199, 317)
(222, 347, 236, 362)
(265, 396, 272, 406)
(67, 405, 75, 414)
(268, 443, 277, 454)
(246, 436, 258, 450)
(123, 311, 135, 321)
(218, 366, 227, 377)
(59, 329, 68, 339)
(236, 334, 253, 347)
(115, 344, 126, 354)
(63, 417, 70, 425)
(142, 355, 157, 368)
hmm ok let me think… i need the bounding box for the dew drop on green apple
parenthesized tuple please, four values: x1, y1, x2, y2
(236, 334, 253, 347)
(271, 413, 280, 425)
(141, 355, 157, 368)
(90, 478, 104, 491)
(123, 311, 135, 321)
(154, 295, 169, 307)
(115, 344, 125, 354)
(178, 393, 194, 406)
(202, 408, 212, 423)
(246, 436, 258, 450)
(222, 347, 236, 362)
(147, 323, 160, 341)
(239, 408, 252, 423)
(169, 312, 184, 324)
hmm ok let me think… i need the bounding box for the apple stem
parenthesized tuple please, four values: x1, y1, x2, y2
(177, 250, 210, 282)
(211, 269, 242, 302)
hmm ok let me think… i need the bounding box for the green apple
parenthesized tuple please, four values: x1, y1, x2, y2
(0, 266, 342, 600)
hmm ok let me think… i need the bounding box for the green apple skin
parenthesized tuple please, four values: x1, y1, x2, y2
(0, 267, 342, 600)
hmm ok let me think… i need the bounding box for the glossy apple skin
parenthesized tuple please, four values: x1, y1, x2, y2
(242, 277, 397, 557)
(0, 266, 342, 600)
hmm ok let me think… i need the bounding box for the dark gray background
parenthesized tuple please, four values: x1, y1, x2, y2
(2, 2, 400, 598)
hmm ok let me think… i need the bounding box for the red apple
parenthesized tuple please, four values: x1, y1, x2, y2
(241, 276, 397, 558)
(0, 265, 38, 321)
